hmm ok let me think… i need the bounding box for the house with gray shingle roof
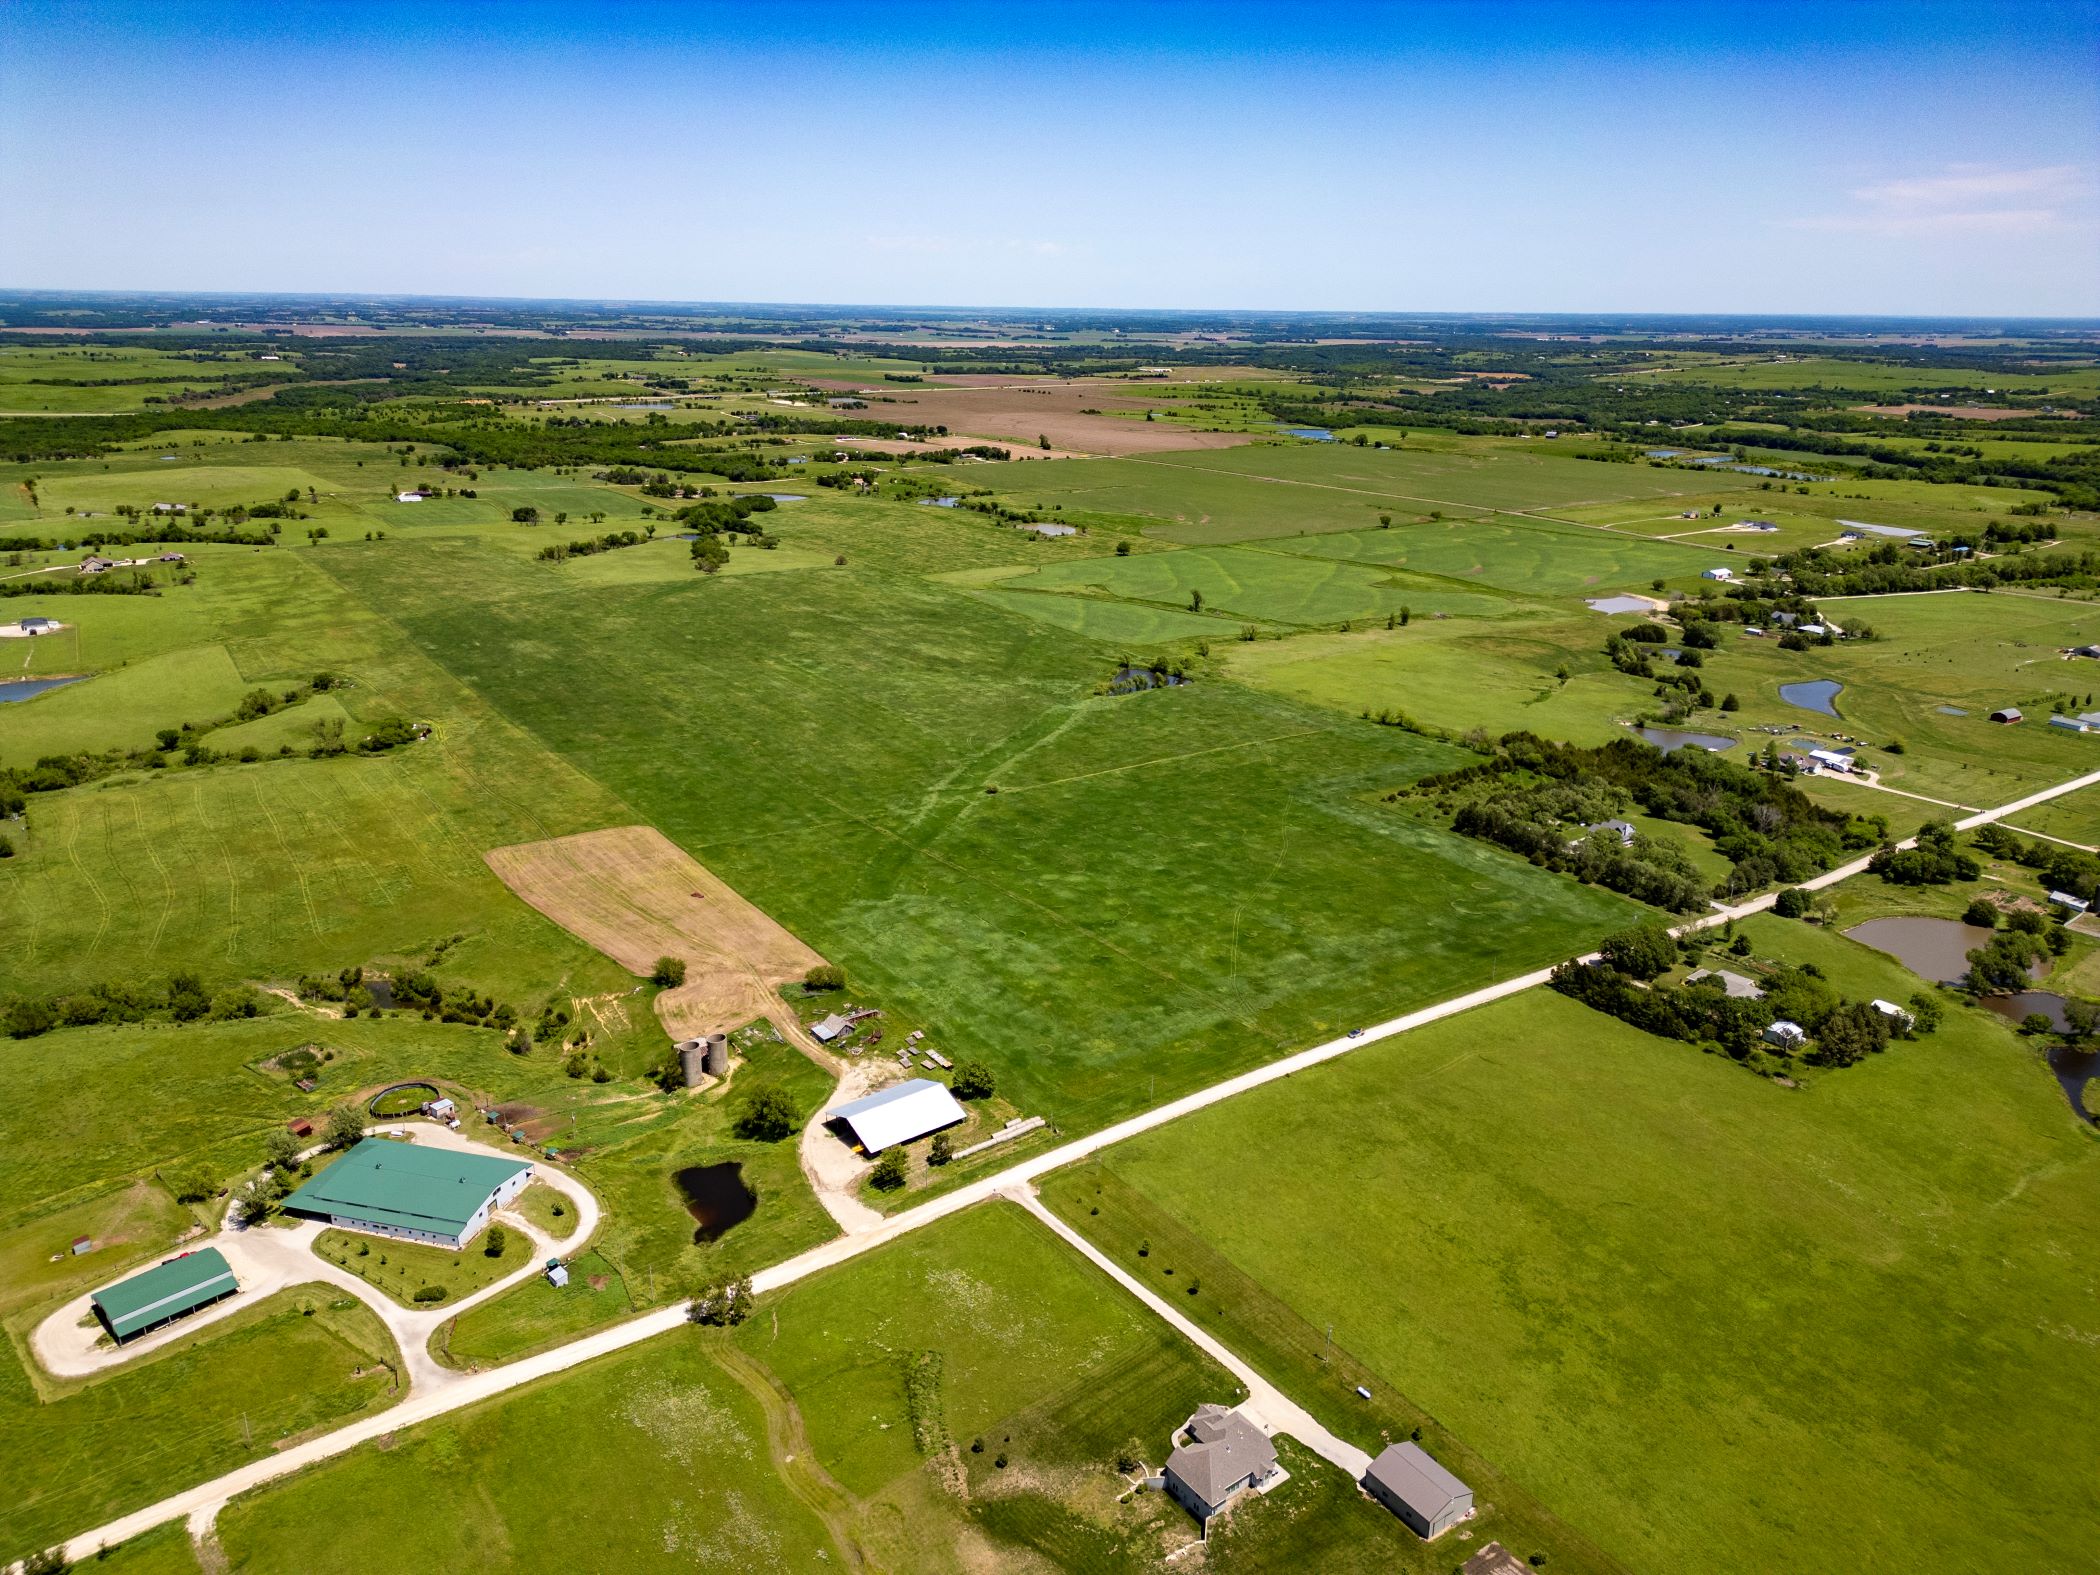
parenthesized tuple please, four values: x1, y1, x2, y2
(1161, 1404, 1279, 1532)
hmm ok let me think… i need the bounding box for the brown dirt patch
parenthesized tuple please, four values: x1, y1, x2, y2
(485, 825, 825, 1041)
(805, 378, 1261, 457)
(1857, 403, 2069, 421)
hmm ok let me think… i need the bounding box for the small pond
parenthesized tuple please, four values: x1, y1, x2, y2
(364, 976, 395, 1010)
(1780, 680, 1843, 717)
(1845, 916, 2001, 985)
(1980, 989, 2071, 1033)
(1109, 665, 1188, 695)
(1587, 595, 1654, 615)
(1936, 705, 1968, 716)
(1028, 523, 1077, 537)
(0, 676, 86, 704)
(2047, 1042, 2097, 1123)
(616, 402, 673, 411)
(674, 1162, 757, 1244)
(1284, 427, 1336, 441)
(918, 496, 961, 508)
(1636, 726, 1736, 753)
(764, 494, 809, 504)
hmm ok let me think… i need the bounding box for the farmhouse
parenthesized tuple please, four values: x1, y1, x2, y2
(78, 555, 114, 574)
(1687, 967, 1764, 1000)
(281, 1138, 531, 1249)
(1701, 567, 1735, 582)
(91, 1247, 238, 1344)
(828, 1078, 966, 1154)
(1361, 1440, 1474, 1539)
(1161, 1404, 1279, 1530)
(1989, 708, 2024, 724)
(1585, 819, 1638, 846)
(1764, 1019, 1807, 1049)
(1807, 748, 1855, 773)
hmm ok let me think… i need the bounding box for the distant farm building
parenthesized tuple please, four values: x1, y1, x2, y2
(1807, 749, 1855, 773)
(78, 556, 115, 574)
(15, 616, 58, 634)
(1702, 567, 1735, 582)
(1764, 1020, 1807, 1049)
(829, 1078, 966, 1154)
(809, 1013, 851, 1043)
(1161, 1404, 1279, 1531)
(1585, 819, 1637, 846)
(545, 1258, 569, 1288)
(396, 491, 425, 503)
(2049, 891, 2091, 916)
(151, 502, 187, 513)
(1362, 1441, 1474, 1539)
(1989, 708, 2023, 724)
(2048, 715, 2094, 733)
(91, 1247, 238, 1344)
(1870, 998, 1915, 1029)
(1687, 968, 1764, 1000)
(281, 1138, 531, 1249)
(70, 1235, 94, 1256)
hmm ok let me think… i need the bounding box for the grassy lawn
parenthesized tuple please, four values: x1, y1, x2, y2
(79, 1520, 205, 1574)
(218, 1202, 1248, 1573)
(509, 1180, 577, 1239)
(0, 1284, 400, 1557)
(313, 1223, 534, 1308)
(212, 1325, 840, 1571)
(438, 1033, 836, 1365)
(1042, 927, 2100, 1575)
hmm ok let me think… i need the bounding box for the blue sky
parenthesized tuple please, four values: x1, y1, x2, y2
(3, 1, 2096, 314)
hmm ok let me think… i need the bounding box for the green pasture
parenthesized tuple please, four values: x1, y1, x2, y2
(1000, 440, 1754, 545)
(1276, 517, 1717, 596)
(213, 1322, 839, 1571)
(303, 519, 1637, 1144)
(82, 1521, 203, 1574)
(973, 585, 1238, 643)
(1046, 919, 2100, 1575)
(314, 1222, 534, 1307)
(1, 1283, 400, 1556)
(0, 644, 255, 762)
(1641, 355, 2100, 396)
(1999, 781, 2100, 846)
(994, 541, 1528, 627)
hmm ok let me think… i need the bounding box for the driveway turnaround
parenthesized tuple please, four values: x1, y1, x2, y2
(41, 763, 2100, 1568)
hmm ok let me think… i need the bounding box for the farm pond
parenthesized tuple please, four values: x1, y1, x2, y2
(1845, 917, 1998, 984)
(674, 1162, 756, 1244)
(1780, 680, 1844, 717)
(1637, 726, 1735, 753)
(0, 676, 86, 703)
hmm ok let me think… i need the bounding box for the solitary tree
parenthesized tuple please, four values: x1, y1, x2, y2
(803, 963, 844, 992)
(264, 1127, 304, 1174)
(928, 1131, 953, 1167)
(325, 1104, 366, 1151)
(484, 1222, 509, 1257)
(949, 1059, 996, 1100)
(870, 1147, 910, 1190)
(734, 1086, 799, 1142)
(651, 955, 687, 988)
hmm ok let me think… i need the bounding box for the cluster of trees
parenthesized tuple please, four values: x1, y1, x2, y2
(4, 972, 263, 1038)
(536, 527, 651, 562)
(1552, 923, 1938, 1071)
(1971, 822, 2100, 902)
(1869, 821, 1983, 885)
(1416, 733, 1876, 902)
(1453, 785, 1709, 911)
(234, 1104, 367, 1223)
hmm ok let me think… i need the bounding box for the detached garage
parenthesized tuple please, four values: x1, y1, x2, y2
(829, 1078, 966, 1154)
(92, 1248, 239, 1344)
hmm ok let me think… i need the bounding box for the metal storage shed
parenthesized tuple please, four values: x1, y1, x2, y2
(829, 1078, 966, 1153)
(281, 1139, 531, 1249)
(92, 1247, 238, 1343)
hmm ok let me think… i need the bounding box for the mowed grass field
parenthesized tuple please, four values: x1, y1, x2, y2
(993, 437, 1761, 546)
(1277, 517, 1717, 596)
(311, 515, 1640, 1136)
(207, 1204, 1358, 1574)
(1046, 920, 2100, 1575)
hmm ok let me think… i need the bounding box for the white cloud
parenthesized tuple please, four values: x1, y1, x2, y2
(1785, 162, 2096, 236)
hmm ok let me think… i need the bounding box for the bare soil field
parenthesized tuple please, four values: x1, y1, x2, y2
(1856, 402, 2071, 420)
(809, 377, 1262, 455)
(485, 825, 825, 1041)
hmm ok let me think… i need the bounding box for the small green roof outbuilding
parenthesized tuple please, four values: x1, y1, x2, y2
(92, 1247, 238, 1342)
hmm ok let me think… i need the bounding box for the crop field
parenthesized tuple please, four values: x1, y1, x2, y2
(485, 825, 826, 1041)
(1044, 919, 2100, 1575)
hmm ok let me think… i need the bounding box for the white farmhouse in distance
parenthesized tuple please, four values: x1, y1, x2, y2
(1702, 566, 1735, 582)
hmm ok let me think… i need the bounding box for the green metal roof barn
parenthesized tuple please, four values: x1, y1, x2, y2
(282, 1139, 531, 1242)
(91, 1247, 238, 1342)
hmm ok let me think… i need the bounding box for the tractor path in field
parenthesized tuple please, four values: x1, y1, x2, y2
(44, 760, 2100, 1569)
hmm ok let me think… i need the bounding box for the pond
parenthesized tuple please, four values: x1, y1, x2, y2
(1780, 680, 1844, 717)
(1109, 665, 1189, 695)
(1936, 705, 1968, 716)
(0, 676, 86, 704)
(1283, 427, 1336, 441)
(364, 976, 395, 1010)
(1979, 989, 2071, 1033)
(2047, 1042, 2097, 1123)
(918, 496, 961, 508)
(1845, 916, 2000, 985)
(1586, 595, 1654, 615)
(1636, 726, 1736, 753)
(764, 494, 809, 504)
(1027, 523, 1077, 536)
(674, 1162, 756, 1244)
